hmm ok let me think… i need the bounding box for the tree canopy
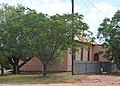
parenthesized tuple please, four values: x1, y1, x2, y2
(0, 4, 90, 76)
(30, 13, 89, 76)
(97, 10, 120, 69)
(0, 4, 34, 74)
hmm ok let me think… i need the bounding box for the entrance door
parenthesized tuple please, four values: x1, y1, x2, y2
(94, 53, 99, 61)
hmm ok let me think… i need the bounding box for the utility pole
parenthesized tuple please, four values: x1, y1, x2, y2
(71, 0, 75, 75)
(72, 0, 74, 14)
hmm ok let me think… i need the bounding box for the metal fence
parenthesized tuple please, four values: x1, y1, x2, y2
(73, 61, 112, 74)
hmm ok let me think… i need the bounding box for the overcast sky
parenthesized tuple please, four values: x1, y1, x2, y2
(0, 0, 120, 39)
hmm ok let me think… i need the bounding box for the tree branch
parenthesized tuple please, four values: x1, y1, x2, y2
(19, 57, 31, 69)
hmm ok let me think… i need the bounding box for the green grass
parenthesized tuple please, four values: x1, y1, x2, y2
(0, 72, 87, 84)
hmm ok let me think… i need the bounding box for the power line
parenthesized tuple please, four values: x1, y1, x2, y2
(79, 0, 103, 23)
(81, 0, 90, 11)
(85, 0, 107, 16)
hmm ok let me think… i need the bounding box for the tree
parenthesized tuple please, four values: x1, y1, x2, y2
(97, 10, 120, 69)
(31, 13, 89, 76)
(0, 4, 34, 74)
(0, 4, 90, 76)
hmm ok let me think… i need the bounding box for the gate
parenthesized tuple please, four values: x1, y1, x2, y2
(73, 61, 112, 74)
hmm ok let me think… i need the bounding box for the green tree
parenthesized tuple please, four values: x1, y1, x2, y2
(97, 10, 120, 69)
(0, 29, 5, 75)
(0, 4, 34, 74)
(0, 4, 90, 76)
(32, 13, 89, 76)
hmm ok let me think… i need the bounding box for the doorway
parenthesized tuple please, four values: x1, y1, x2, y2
(94, 53, 99, 61)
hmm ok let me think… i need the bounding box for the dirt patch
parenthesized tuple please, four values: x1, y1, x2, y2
(0, 75, 120, 86)
(80, 75, 120, 86)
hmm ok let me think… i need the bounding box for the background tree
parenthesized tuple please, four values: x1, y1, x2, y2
(97, 10, 120, 69)
(0, 4, 34, 74)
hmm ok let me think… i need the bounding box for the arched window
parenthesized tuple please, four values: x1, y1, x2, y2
(94, 53, 99, 61)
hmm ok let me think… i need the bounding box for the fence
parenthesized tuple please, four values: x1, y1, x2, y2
(73, 61, 112, 74)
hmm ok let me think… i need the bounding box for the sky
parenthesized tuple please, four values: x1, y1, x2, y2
(0, 0, 120, 41)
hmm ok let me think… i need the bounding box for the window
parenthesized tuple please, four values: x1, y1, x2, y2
(88, 48, 90, 61)
(81, 48, 83, 61)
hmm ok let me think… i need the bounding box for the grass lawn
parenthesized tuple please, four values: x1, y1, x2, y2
(0, 72, 87, 84)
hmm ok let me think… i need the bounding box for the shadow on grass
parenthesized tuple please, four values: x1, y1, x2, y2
(0, 72, 86, 84)
(108, 71, 120, 76)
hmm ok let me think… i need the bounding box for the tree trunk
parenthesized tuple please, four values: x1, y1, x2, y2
(8, 56, 32, 74)
(12, 65, 20, 74)
(1, 62, 4, 76)
(8, 56, 20, 74)
(42, 63, 48, 76)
